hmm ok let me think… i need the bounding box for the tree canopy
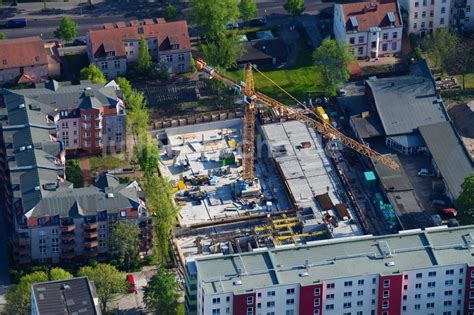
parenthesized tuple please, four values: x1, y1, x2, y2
(6, 268, 72, 314)
(0, 32, 7, 40)
(445, 40, 474, 89)
(458, 173, 474, 225)
(313, 39, 354, 96)
(54, 17, 78, 42)
(239, 0, 257, 21)
(200, 34, 244, 69)
(283, 0, 305, 17)
(78, 264, 126, 313)
(425, 28, 459, 73)
(164, 4, 178, 21)
(190, 0, 240, 39)
(110, 221, 141, 271)
(138, 36, 153, 73)
(80, 64, 107, 84)
(143, 267, 180, 315)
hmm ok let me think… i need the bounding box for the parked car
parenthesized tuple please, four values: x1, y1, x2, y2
(447, 218, 459, 227)
(417, 168, 431, 177)
(431, 214, 443, 226)
(47, 40, 62, 48)
(72, 38, 87, 46)
(5, 18, 27, 28)
(126, 274, 136, 293)
(439, 207, 457, 219)
(249, 18, 266, 27)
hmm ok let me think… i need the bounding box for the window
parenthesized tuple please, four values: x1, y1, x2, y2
(382, 312, 388, 315)
(372, 289, 376, 295)
(404, 285, 408, 290)
(383, 291, 390, 298)
(415, 1, 419, 7)
(114, 60, 121, 69)
(138, 27, 144, 34)
(427, 302, 435, 309)
(314, 288, 321, 296)
(466, 5, 471, 12)
(429, 271, 436, 277)
(371, 41, 376, 48)
(257, 303, 261, 308)
(100, 62, 108, 70)
(415, 304, 421, 310)
(358, 36, 364, 43)
(471, 270, 474, 277)
(429, 21, 433, 28)
(430, 10, 434, 17)
(247, 307, 253, 315)
(470, 301, 474, 309)
(326, 304, 334, 310)
(120, 210, 127, 217)
(358, 290, 364, 296)
(286, 311, 294, 315)
(440, 18, 445, 24)
(413, 23, 418, 29)
(267, 291, 275, 297)
(459, 279, 463, 284)
(383, 301, 389, 309)
(423, 0, 427, 5)
(383, 280, 390, 288)
(382, 43, 387, 51)
(416, 273, 422, 278)
(285, 288, 295, 295)
(286, 299, 294, 305)
(427, 292, 435, 298)
(421, 22, 425, 28)
(357, 300, 363, 306)
(2, 59, 7, 65)
(428, 282, 436, 288)
(422, 11, 426, 18)
(416, 283, 422, 289)
(392, 42, 397, 50)
(404, 274, 408, 280)
(372, 278, 376, 284)
(344, 292, 352, 297)
(343, 302, 351, 309)
(178, 53, 185, 61)
(350, 37, 355, 44)
(266, 301, 275, 308)
(393, 32, 398, 39)
(313, 311, 319, 315)
(414, 12, 419, 19)
(445, 280, 454, 286)
(166, 55, 173, 62)
(327, 294, 334, 299)
(247, 296, 253, 305)
(415, 294, 421, 299)
(358, 47, 363, 55)
(313, 299, 320, 307)
(403, 295, 407, 300)
(444, 301, 452, 306)
(344, 281, 353, 287)
(212, 309, 220, 315)
(441, 7, 446, 13)
(383, 33, 388, 40)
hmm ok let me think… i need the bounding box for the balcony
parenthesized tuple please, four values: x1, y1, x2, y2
(84, 239, 99, 248)
(84, 222, 98, 230)
(14, 247, 30, 255)
(83, 249, 98, 257)
(17, 235, 30, 246)
(83, 231, 98, 238)
(16, 256, 32, 264)
(60, 252, 75, 260)
(60, 224, 75, 233)
(60, 233, 75, 241)
(61, 242, 75, 250)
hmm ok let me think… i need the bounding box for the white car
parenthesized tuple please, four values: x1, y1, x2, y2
(417, 168, 431, 176)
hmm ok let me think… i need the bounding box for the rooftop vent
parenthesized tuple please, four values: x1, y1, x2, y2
(19, 146, 26, 151)
(18, 104, 25, 109)
(26, 145, 32, 150)
(34, 186, 41, 191)
(299, 271, 309, 277)
(107, 193, 114, 198)
(43, 182, 58, 191)
(62, 284, 71, 290)
(233, 280, 242, 286)
(385, 261, 395, 267)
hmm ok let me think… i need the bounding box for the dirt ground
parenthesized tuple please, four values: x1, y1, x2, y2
(445, 99, 474, 159)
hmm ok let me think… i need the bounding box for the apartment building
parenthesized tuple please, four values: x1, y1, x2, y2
(87, 18, 191, 79)
(0, 80, 126, 155)
(451, 0, 474, 31)
(0, 37, 49, 86)
(334, 0, 403, 59)
(32, 277, 101, 314)
(399, 0, 452, 35)
(185, 226, 474, 315)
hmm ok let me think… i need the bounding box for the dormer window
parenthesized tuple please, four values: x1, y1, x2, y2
(35, 56, 40, 62)
(171, 44, 179, 49)
(106, 51, 115, 57)
(2, 59, 7, 65)
(138, 27, 144, 34)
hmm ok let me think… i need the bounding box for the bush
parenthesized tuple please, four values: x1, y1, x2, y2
(66, 159, 84, 188)
(414, 46, 423, 60)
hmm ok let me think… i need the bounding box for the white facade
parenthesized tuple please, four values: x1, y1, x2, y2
(334, 3, 403, 58)
(255, 285, 300, 315)
(203, 293, 234, 315)
(399, 0, 452, 35)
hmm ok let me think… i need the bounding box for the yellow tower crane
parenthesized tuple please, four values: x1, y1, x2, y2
(195, 60, 399, 171)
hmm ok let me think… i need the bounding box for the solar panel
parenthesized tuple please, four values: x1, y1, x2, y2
(349, 16, 359, 28)
(388, 12, 396, 23)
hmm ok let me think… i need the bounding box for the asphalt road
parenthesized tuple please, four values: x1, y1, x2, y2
(0, 0, 333, 40)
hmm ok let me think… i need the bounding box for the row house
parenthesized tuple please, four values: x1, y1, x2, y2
(334, 0, 403, 59)
(185, 225, 474, 315)
(87, 18, 192, 79)
(1, 79, 126, 155)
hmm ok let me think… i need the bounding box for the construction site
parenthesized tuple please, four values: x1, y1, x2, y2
(160, 61, 399, 267)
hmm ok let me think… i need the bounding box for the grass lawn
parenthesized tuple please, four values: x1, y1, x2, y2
(88, 155, 130, 177)
(223, 49, 325, 105)
(455, 73, 474, 89)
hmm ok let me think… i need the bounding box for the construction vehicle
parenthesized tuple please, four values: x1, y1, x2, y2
(315, 106, 330, 125)
(195, 60, 399, 172)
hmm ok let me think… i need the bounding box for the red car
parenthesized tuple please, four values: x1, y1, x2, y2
(126, 274, 136, 293)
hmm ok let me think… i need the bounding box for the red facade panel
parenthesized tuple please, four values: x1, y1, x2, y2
(465, 265, 474, 315)
(233, 292, 256, 315)
(378, 274, 402, 315)
(299, 283, 323, 315)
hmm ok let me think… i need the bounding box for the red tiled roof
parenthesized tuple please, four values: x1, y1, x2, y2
(341, 0, 401, 32)
(0, 36, 48, 70)
(89, 19, 191, 59)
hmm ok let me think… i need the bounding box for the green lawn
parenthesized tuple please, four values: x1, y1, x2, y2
(455, 73, 474, 89)
(88, 155, 130, 177)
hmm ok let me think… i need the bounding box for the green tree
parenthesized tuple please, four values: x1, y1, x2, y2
(313, 39, 354, 96)
(80, 64, 107, 84)
(66, 159, 84, 188)
(239, 0, 257, 21)
(49, 267, 73, 281)
(425, 28, 459, 73)
(445, 40, 474, 89)
(164, 4, 178, 21)
(109, 221, 141, 271)
(200, 34, 244, 69)
(145, 175, 180, 263)
(283, 0, 305, 17)
(138, 36, 153, 73)
(54, 17, 78, 42)
(143, 267, 179, 314)
(135, 133, 159, 177)
(116, 77, 133, 101)
(458, 173, 474, 224)
(6, 268, 72, 314)
(0, 32, 7, 40)
(190, 0, 240, 39)
(78, 264, 126, 314)
(126, 90, 149, 136)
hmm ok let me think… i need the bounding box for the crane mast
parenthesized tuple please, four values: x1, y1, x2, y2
(194, 59, 399, 171)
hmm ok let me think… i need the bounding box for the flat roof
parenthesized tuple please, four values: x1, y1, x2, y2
(192, 225, 474, 295)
